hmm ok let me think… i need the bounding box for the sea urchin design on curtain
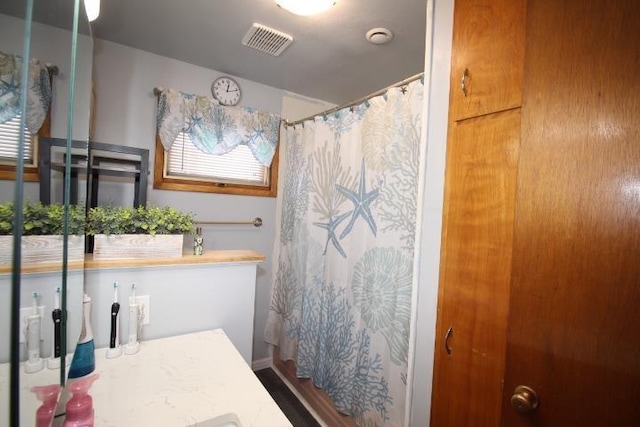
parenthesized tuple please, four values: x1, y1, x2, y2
(265, 79, 423, 426)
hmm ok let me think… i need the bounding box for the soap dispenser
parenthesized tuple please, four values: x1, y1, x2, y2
(30, 383, 62, 427)
(193, 226, 204, 255)
(63, 373, 99, 427)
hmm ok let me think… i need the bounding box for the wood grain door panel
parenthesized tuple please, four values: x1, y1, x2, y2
(431, 109, 521, 426)
(449, 0, 526, 121)
(502, 0, 640, 425)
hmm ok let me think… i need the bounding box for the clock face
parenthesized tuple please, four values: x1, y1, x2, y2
(211, 77, 242, 106)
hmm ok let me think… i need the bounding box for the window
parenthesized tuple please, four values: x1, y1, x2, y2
(0, 115, 35, 163)
(154, 132, 278, 197)
(0, 112, 50, 182)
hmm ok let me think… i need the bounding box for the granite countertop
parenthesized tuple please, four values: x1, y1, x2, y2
(1, 329, 291, 427)
(88, 329, 291, 426)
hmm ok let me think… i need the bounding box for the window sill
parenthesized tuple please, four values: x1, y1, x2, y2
(153, 177, 277, 197)
(0, 166, 39, 182)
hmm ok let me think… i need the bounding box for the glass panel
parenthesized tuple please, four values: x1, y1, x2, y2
(0, 6, 26, 423)
(0, 0, 92, 424)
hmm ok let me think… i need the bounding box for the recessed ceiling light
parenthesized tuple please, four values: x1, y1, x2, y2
(276, 0, 337, 16)
(366, 28, 394, 45)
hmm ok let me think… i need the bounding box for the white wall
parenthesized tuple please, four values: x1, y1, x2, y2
(0, 13, 93, 204)
(84, 263, 259, 364)
(408, 0, 454, 425)
(0, 270, 83, 363)
(281, 91, 336, 123)
(91, 39, 334, 363)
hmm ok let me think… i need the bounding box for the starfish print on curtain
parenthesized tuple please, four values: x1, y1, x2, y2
(335, 158, 379, 239)
(313, 210, 352, 258)
(266, 78, 424, 426)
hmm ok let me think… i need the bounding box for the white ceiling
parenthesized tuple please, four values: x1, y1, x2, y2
(3, 0, 427, 105)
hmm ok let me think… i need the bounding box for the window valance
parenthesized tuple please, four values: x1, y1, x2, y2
(0, 51, 52, 134)
(156, 89, 280, 167)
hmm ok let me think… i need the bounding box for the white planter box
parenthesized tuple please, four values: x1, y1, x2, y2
(0, 235, 85, 265)
(92, 234, 184, 260)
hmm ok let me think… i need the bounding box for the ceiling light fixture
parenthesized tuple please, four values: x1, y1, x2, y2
(276, 0, 337, 16)
(84, 0, 100, 22)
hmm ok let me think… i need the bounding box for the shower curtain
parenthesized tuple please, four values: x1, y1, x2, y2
(265, 78, 423, 426)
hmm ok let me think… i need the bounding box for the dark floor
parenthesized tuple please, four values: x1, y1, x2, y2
(255, 368, 321, 427)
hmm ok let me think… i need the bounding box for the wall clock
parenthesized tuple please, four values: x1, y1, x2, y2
(211, 76, 242, 106)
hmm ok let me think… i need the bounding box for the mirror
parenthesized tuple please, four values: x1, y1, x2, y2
(0, 0, 92, 423)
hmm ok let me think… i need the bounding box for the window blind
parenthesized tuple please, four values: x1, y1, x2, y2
(167, 132, 269, 186)
(0, 114, 34, 164)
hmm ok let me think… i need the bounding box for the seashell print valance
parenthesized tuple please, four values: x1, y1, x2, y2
(0, 50, 52, 134)
(156, 89, 280, 167)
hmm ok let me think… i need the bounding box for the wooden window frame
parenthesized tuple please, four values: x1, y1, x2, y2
(153, 133, 279, 197)
(0, 110, 51, 182)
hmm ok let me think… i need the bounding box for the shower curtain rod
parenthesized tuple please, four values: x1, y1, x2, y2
(283, 71, 424, 127)
(152, 71, 424, 126)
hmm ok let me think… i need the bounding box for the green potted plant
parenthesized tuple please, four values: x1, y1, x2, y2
(86, 205, 195, 260)
(0, 201, 86, 265)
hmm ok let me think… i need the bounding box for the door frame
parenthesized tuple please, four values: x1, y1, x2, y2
(407, 0, 455, 425)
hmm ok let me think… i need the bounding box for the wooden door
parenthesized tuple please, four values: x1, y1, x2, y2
(431, 109, 520, 425)
(449, 0, 526, 121)
(502, 0, 640, 425)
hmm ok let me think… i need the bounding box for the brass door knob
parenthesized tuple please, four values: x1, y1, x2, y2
(510, 385, 539, 413)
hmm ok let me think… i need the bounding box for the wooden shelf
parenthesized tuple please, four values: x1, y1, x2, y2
(84, 249, 265, 270)
(0, 260, 85, 275)
(0, 250, 265, 275)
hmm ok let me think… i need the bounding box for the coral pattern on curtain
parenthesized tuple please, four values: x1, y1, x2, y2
(156, 89, 280, 167)
(265, 79, 423, 426)
(0, 51, 52, 133)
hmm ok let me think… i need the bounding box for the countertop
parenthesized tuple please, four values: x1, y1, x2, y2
(82, 329, 291, 426)
(1, 330, 291, 427)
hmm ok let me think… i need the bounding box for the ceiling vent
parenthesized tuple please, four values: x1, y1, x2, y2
(242, 23, 293, 56)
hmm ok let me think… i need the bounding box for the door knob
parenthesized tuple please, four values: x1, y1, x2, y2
(510, 385, 539, 413)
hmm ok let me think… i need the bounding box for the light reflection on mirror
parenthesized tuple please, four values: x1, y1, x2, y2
(0, 0, 93, 424)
